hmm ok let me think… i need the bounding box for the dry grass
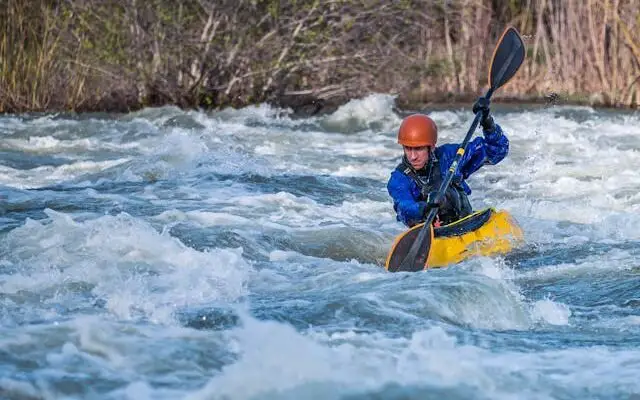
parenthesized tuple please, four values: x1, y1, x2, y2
(1, 0, 638, 113)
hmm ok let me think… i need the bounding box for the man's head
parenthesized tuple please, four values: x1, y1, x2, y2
(397, 114, 437, 170)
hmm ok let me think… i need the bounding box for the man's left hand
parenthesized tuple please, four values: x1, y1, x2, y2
(472, 97, 495, 132)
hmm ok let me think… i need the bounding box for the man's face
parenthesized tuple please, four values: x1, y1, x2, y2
(403, 145, 431, 170)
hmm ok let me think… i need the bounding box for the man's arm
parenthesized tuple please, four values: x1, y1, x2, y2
(459, 123, 509, 178)
(387, 171, 426, 227)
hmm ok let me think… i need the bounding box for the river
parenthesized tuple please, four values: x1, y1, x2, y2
(1, 94, 640, 399)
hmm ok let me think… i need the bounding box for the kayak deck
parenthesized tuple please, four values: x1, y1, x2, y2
(385, 208, 524, 270)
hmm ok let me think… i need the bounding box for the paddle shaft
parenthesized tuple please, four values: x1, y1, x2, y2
(397, 88, 495, 270)
(425, 88, 495, 226)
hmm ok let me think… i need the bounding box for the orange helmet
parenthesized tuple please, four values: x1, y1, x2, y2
(397, 114, 438, 147)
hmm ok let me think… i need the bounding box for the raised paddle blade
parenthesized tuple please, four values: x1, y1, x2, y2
(489, 27, 525, 91)
(385, 222, 434, 272)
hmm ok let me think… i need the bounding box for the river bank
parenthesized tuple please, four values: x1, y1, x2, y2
(0, 88, 626, 119)
(2, 1, 639, 116)
(276, 90, 623, 118)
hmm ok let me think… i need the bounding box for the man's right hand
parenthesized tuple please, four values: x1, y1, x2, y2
(424, 191, 441, 211)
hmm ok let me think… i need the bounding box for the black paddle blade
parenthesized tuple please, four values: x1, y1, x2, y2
(489, 27, 525, 90)
(385, 223, 434, 272)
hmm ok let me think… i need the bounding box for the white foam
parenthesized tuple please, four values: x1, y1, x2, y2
(518, 248, 634, 282)
(620, 316, 640, 326)
(0, 210, 251, 323)
(3, 135, 141, 153)
(268, 250, 301, 262)
(321, 93, 401, 133)
(428, 109, 467, 129)
(331, 163, 393, 180)
(531, 299, 572, 326)
(234, 191, 314, 208)
(0, 159, 130, 189)
(153, 209, 254, 227)
(213, 102, 294, 125)
(186, 313, 640, 400)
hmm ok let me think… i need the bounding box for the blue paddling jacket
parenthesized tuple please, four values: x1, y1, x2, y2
(387, 124, 509, 227)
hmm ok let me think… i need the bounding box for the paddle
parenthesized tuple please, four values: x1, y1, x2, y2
(387, 26, 525, 272)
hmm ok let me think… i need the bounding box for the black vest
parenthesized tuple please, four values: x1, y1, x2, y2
(396, 155, 473, 225)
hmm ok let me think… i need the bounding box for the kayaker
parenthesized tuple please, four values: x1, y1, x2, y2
(387, 98, 509, 227)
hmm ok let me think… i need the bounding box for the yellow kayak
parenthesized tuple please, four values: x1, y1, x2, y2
(385, 208, 524, 270)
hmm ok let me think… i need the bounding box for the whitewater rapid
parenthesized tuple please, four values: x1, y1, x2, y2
(1, 95, 640, 399)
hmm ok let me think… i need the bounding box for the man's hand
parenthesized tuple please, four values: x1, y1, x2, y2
(472, 97, 495, 132)
(423, 191, 441, 212)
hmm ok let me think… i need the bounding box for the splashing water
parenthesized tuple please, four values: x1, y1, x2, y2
(2, 94, 640, 399)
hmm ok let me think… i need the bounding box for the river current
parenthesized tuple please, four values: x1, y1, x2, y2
(1, 95, 640, 399)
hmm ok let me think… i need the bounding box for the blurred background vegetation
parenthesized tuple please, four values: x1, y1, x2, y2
(1, 0, 639, 113)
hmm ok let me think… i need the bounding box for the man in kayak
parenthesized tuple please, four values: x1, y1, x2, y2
(387, 98, 509, 227)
